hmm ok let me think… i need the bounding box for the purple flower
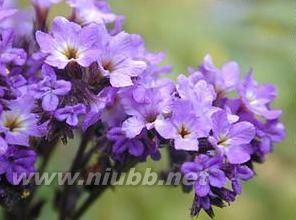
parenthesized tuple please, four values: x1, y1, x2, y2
(67, 0, 117, 25)
(29, 65, 71, 111)
(99, 87, 126, 127)
(121, 82, 173, 138)
(31, 0, 61, 8)
(97, 31, 147, 87)
(55, 104, 86, 126)
(0, 0, 17, 24)
(0, 96, 43, 147)
(238, 74, 282, 120)
(209, 110, 255, 164)
(199, 54, 240, 93)
(176, 75, 217, 132)
(108, 127, 144, 157)
(0, 145, 36, 185)
(0, 29, 27, 75)
(229, 165, 254, 194)
(0, 136, 7, 155)
(36, 16, 101, 69)
(155, 100, 209, 151)
(181, 155, 226, 197)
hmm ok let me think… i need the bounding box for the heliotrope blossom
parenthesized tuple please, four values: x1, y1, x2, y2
(0, 0, 285, 219)
(0, 0, 17, 24)
(67, 0, 119, 26)
(36, 16, 101, 69)
(31, 0, 61, 9)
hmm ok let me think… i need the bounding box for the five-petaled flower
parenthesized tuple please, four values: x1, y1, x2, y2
(209, 110, 255, 164)
(36, 16, 101, 69)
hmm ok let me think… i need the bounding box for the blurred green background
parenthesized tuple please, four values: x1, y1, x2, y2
(12, 0, 296, 219)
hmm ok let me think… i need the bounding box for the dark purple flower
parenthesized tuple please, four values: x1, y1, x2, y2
(55, 104, 86, 126)
(36, 16, 101, 69)
(209, 110, 255, 164)
(29, 65, 71, 111)
(181, 155, 226, 197)
(0, 145, 36, 185)
(108, 127, 144, 157)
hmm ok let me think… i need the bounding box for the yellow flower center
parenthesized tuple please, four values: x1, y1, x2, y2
(2, 112, 25, 132)
(63, 46, 79, 60)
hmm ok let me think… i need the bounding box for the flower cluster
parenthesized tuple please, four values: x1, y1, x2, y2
(0, 0, 285, 218)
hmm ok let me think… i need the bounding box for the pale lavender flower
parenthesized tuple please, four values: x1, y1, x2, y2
(238, 74, 282, 120)
(0, 0, 17, 24)
(55, 104, 86, 126)
(97, 31, 147, 87)
(155, 100, 209, 151)
(176, 75, 217, 132)
(199, 54, 240, 93)
(209, 110, 255, 164)
(31, 0, 61, 8)
(0, 96, 42, 147)
(67, 0, 117, 25)
(36, 16, 101, 69)
(177, 75, 217, 113)
(121, 82, 173, 138)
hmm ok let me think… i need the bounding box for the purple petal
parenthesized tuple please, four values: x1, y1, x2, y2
(237, 165, 254, 180)
(51, 16, 81, 42)
(110, 73, 133, 87)
(174, 137, 199, 151)
(77, 49, 100, 67)
(42, 93, 59, 111)
(116, 59, 147, 77)
(35, 31, 55, 53)
(226, 146, 251, 164)
(154, 118, 176, 139)
(229, 121, 255, 145)
(55, 108, 70, 121)
(0, 159, 9, 174)
(221, 61, 240, 90)
(53, 80, 71, 95)
(195, 183, 210, 197)
(5, 132, 29, 146)
(66, 115, 79, 126)
(209, 168, 226, 188)
(181, 162, 201, 174)
(128, 140, 144, 157)
(122, 116, 145, 138)
(0, 136, 8, 155)
(45, 54, 69, 69)
(211, 110, 230, 137)
(79, 23, 101, 48)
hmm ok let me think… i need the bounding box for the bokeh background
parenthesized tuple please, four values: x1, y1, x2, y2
(11, 0, 296, 219)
